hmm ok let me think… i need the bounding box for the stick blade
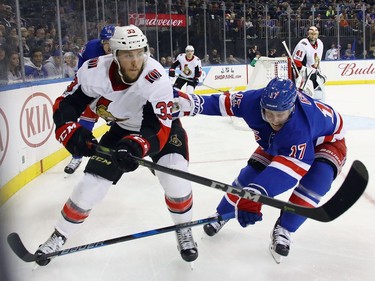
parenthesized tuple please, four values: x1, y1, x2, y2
(7, 233, 37, 262)
(319, 160, 368, 222)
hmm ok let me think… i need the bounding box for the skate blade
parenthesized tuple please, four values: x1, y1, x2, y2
(269, 243, 282, 264)
(188, 261, 194, 270)
(32, 263, 40, 271)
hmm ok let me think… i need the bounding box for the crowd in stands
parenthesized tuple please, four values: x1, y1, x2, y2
(1, 1, 375, 85)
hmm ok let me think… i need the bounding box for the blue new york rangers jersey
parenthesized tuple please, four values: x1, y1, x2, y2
(199, 89, 345, 194)
(78, 39, 105, 68)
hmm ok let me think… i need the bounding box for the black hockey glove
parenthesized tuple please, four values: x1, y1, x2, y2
(55, 122, 97, 157)
(193, 77, 199, 87)
(168, 69, 175, 77)
(113, 138, 143, 172)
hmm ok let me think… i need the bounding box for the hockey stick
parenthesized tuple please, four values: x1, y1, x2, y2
(7, 213, 234, 263)
(176, 75, 228, 93)
(281, 40, 299, 79)
(94, 144, 368, 223)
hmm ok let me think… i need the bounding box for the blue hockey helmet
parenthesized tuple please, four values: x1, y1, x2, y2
(100, 25, 115, 40)
(261, 78, 297, 111)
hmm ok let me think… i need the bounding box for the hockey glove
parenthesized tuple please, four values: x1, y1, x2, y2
(193, 77, 199, 87)
(168, 69, 175, 77)
(113, 136, 149, 172)
(55, 122, 97, 157)
(172, 89, 203, 118)
(230, 184, 264, 227)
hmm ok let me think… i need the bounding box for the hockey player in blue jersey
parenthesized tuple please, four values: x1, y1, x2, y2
(174, 77, 347, 263)
(64, 25, 115, 174)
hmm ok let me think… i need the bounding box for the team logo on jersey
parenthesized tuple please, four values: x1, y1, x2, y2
(297, 92, 312, 105)
(145, 69, 162, 83)
(87, 58, 99, 69)
(96, 97, 129, 122)
(182, 64, 192, 76)
(231, 93, 244, 108)
(169, 134, 182, 147)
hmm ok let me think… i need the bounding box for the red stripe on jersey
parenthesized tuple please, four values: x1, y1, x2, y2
(224, 92, 233, 116)
(156, 122, 171, 151)
(165, 194, 193, 213)
(289, 193, 314, 207)
(294, 59, 303, 68)
(322, 112, 344, 143)
(273, 156, 308, 177)
(53, 96, 64, 114)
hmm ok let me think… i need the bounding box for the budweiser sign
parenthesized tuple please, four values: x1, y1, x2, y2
(129, 13, 187, 27)
(338, 62, 375, 76)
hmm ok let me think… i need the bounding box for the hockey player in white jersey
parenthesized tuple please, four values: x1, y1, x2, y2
(35, 25, 198, 265)
(292, 26, 327, 101)
(169, 45, 202, 94)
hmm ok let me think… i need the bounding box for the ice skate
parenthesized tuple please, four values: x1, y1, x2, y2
(269, 220, 291, 264)
(34, 229, 67, 266)
(203, 215, 229, 237)
(64, 157, 82, 174)
(176, 227, 198, 263)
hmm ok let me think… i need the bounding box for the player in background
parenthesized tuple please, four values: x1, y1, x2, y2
(168, 45, 202, 94)
(174, 78, 346, 263)
(35, 25, 198, 266)
(291, 26, 327, 101)
(64, 25, 115, 174)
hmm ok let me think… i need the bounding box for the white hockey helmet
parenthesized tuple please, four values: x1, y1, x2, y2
(185, 45, 194, 52)
(307, 26, 319, 43)
(109, 25, 149, 55)
(109, 25, 149, 85)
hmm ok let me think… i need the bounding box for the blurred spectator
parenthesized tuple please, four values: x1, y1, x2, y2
(0, 43, 7, 84)
(341, 49, 356, 60)
(202, 54, 210, 66)
(29, 26, 46, 49)
(0, 26, 5, 45)
(159, 56, 167, 68)
(325, 5, 335, 19)
(7, 50, 21, 83)
(62, 52, 77, 78)
(165, 56, 173, 67)
(248, 45, 258, 63)
(227, 54, 240, 64)
(250, 51, 261, 67)
(265, 15, 279, 39)
(294, 14, 309, 37)
(44, 49, 63, 78)
(268, 48, 277, 58)
(245, 17, 257, 39)
(325, 43, 339, 60)
(149, 46, 155, 58)
(210, 48, 221, 64)
(21, 36, 31, 57)
(42, 41, 53, 61)
(24, 47, 48, 80)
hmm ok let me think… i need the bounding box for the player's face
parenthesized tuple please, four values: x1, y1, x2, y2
(102, 40, 111, 54)
(186, 50, 194, 59)
(263, 108, 291, 131)
(308, 28, 319, 43)
(117, 49, 145, 82)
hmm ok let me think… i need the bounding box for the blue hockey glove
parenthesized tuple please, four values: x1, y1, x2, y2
(235, 185, 265, 227)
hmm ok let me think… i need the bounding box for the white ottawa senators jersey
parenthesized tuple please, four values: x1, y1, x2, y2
(64, 54, 173, 132)
(173, 53, 202, 79)
(292, 38, 324, 69)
